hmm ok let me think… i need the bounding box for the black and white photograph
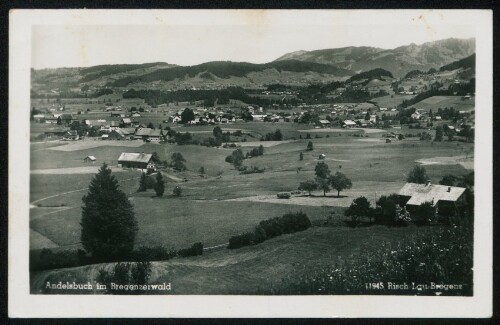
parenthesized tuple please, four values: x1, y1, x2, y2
(9, 9, 492, 318)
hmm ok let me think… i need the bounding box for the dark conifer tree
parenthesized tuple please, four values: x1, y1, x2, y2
(154, 172, 165, 197)
(81, 163, 138, 260)
(138, 172, 147, 192)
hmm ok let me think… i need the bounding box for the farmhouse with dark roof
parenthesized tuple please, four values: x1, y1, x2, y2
(118, 152, 156, 172)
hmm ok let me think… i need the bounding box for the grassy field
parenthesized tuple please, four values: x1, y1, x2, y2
(371, 94, 415, 108)
(30, 199, 336, 250)
(30, 131, 472, 252)
(32, 225, 432, 294)
(411, 96, 475, 112)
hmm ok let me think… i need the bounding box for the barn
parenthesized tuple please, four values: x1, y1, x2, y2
(134, 128, 164, 142)
(83, 156, 96, 163)
(108, 129, 126, 140)
(118, 152, 156, 172)
(342, 120, 357, 128)
(317, 120, 331, 128)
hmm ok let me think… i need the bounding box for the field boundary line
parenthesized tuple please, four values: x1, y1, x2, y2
(30, 176, 141, 204)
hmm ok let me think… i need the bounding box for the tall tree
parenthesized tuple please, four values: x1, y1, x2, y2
(151, 152, 161, 164)
(375, 194, 399, 225)
(181, 108, 195, 124)
(345, 196, 371, 223)
(258, 145, 264, 156)
(329, 172, 353, 197)
(138, 172, 147, 192)
(298, 180, 318, 196)
(434, 125, 443, 141)
(213, 126, 223, 139)
(407, 165, 429, 184)
(171, 152, 186, 171)
(154, 172, 165, 197)
(274, 129, 283, 141)
(81, 163, 138, 260)
(315, 161, 331, 196)
(315, 161, 331, 179)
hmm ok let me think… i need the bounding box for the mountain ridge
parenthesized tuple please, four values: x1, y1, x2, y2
(274, 38, 475, 77)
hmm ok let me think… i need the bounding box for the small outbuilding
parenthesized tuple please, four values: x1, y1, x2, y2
(318, 120, 331, 128)
(84, 156, 97, 163)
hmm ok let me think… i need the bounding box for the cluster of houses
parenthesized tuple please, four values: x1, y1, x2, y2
(33, 113, 76, 125)
(167, 109, 237, 125)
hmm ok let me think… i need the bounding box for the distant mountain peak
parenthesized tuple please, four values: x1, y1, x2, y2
(274, 38, 475, 77)
(275, 50, 308, 61)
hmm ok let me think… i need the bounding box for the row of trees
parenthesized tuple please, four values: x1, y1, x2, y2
(228, 212, 312, 249)
(298, 162, 352, 197)
(262, 129, 283, 141)
(138, 172, 165, 197)
(344, 194, 435, 226)
(225, 146, 265, 169)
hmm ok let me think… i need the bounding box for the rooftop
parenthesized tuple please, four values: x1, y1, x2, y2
(399, 182, 466, 206)
(118, 152, 153, 164)
(135, 128, 162, 137)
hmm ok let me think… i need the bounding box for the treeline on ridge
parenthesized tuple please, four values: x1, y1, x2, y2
(80, 62, 172, 83)
(108, 60, 352, 87)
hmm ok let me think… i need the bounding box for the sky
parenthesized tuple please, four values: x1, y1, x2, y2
(31, 10, 477, 69)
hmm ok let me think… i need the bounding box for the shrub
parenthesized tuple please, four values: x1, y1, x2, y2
(344, 196, 371, 223)
(263, 129, 283, 141)
(240, 166, 265, 174)
(228, 232, 254, 249)
(130, 245, 176, 262)
(228, 212, 311, 249)
(154, 172, 165, 197)
(420, 132, 432, 141)
(412, 202, 437, 226)
(407, 165, 429, 184)
(277, 192, 291, 199)
(177, 242, 203, 257)
(173, 186, 182, 197)
(96, 261, 152, 295)
(375, 194, 400, 225)
(30, 249, 82, 271)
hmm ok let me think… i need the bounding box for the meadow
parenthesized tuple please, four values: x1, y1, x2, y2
(32, 225, 433, 294)
(29, 119, 474, 294)
(410, 96, 475, 112)
(30, 126, 472, 250)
